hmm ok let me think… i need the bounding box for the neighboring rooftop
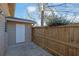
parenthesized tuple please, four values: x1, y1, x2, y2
(6, 17, 36, 24)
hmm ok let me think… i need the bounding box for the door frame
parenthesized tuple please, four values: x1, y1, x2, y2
(16, 24, 25, 43)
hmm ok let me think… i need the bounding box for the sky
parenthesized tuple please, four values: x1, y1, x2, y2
(15, 3, 36, 19)
(15, 3, 41, 25)
(15, 3, 79, 25)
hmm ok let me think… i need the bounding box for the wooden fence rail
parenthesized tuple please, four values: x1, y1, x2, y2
(32, 24, 79, 56)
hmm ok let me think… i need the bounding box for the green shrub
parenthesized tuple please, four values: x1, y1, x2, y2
(46, 16, 70, 26)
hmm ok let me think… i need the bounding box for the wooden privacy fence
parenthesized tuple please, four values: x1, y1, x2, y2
(32, 24, 79, 56)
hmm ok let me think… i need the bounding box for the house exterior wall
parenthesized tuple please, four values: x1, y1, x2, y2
(0, 4, 9, 55)
(7, 21, 32, 45)
(0, 3, 15, 55)
(0, 14, 6, 55)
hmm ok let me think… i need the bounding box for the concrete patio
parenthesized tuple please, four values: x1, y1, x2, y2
(5, 42, 52, 56)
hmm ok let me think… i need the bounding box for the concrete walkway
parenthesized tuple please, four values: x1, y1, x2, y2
(5, 42, 52, 56)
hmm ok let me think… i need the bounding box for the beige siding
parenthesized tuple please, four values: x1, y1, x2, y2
(0, 3, 15, 55)
(0, 14, 6, 55)
(25, 24, 32, 45)
(7, 21, 16, 45)
(0, 3, 9, 56)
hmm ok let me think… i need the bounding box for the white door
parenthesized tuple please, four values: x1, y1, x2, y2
(16, 24, 25, 43)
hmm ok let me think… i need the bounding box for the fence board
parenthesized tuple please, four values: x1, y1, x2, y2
(32, 24, 79, 56)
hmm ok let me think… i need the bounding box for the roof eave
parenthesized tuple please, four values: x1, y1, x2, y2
(6, 17, 36, 24)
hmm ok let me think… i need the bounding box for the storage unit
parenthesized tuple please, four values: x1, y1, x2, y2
(6, 17, 35, 45)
